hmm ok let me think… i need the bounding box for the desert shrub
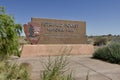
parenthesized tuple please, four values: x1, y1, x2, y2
(40, 56, 74, 80)
(0, 61, 30, 80)
(20, 62, 32, 76)
(94, 37, 107, 46)
(111, 37, 120, 43)
(93, 43, 120, 64)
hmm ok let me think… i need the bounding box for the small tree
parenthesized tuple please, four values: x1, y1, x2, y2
(0, 6, 22, 60)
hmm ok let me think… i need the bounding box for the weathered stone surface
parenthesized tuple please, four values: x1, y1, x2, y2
(24, 18, 86, 44)
(21, 44, 94, 58)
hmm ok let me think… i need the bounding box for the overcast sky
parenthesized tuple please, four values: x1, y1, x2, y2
(0, 0, 120, 36)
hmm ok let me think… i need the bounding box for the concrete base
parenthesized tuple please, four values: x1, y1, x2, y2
(21, 44, 94, 58)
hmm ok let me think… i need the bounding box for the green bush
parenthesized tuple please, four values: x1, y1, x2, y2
(0, 6, 22, 60)
(40, 56, 74, 80)
(0, 61, 30, 80)
(93, 43, 120, 64)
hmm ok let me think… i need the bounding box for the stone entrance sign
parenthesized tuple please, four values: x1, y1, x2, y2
(22, 18, 94, 57)
(24, 18, 86, 44)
